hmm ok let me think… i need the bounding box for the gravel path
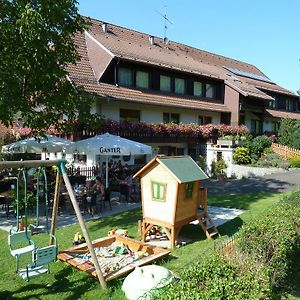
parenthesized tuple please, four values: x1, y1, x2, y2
(202, 168, 300, 195)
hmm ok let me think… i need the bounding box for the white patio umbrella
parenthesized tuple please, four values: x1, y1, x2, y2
(2, 135, 73, 154)
(70, 133, 152, 187)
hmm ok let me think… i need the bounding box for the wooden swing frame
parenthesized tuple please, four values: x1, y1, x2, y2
(2, 159, 107, 289)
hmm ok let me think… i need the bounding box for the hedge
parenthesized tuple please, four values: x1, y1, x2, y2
(158, 191, 300, 299)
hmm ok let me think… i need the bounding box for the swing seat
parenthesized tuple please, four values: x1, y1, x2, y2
(18, 234, 58, 281)
(8, 229, 36, 273)
(8, 230, 35, 257)
(18, 266, 49, 280)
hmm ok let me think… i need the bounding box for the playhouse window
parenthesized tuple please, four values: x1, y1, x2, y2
(185, 182, 194, 198)
(151, 181, 166, 202)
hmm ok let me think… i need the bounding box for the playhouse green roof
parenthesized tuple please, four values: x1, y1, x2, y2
(157, 156, 208, 183)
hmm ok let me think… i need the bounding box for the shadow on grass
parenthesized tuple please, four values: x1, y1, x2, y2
(0, 267, 101, 300)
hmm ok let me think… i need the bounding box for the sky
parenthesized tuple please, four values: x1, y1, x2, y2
(78, 0, 300, 93)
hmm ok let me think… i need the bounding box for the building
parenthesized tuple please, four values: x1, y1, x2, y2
(67, 17, 299, 158)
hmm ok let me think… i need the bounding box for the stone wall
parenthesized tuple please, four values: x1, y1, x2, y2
(231, 164, 287, 179)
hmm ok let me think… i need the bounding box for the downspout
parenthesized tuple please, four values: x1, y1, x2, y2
(114, 58, 120, 86)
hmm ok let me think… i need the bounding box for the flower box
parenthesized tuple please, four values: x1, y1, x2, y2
(217, 139, 234, 147)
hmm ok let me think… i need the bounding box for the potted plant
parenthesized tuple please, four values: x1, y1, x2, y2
(211, 158, 227, 181)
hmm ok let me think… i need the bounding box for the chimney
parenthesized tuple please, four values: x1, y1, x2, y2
(102, 22, 108, 33)
(149, 35, 155, 45)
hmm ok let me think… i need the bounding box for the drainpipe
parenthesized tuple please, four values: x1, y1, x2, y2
(114, 58, 120, 86)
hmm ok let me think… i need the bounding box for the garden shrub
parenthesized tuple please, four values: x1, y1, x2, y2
(278, 117, 296, 147)
(291, 120, 300, 149)
(256, 152, 289, 168)
(237, 192, 300, 292)
(249, 135, 272, 161)
(289, 155, 300, 168)
(158, 254, 271, 300)
(155, 192, 300, 299)
(233, 147, 251, 165)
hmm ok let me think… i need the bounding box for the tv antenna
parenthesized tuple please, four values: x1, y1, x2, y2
(156, 5, 174, 43)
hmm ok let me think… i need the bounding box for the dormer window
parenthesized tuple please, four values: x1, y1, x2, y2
(193, 81, 203, 97)
(118, 67, 133, 87)
(136, 71, 149, 89)
(175, 78, 185, 94)
(205, 83, 216, 99)
(160, 75, 171, 92)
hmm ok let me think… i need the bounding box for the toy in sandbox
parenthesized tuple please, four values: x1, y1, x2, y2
(133, 155, 220, 248)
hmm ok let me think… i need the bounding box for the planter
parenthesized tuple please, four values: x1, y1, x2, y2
(217, 139, 234, 147)
(218, 174, 225, 182)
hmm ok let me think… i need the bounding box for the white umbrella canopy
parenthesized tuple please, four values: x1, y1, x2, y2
(69, 133, 152, 187)
(2, 134, 74, 154)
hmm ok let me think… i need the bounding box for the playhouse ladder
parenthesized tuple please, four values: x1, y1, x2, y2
(197, 213, 220, 240)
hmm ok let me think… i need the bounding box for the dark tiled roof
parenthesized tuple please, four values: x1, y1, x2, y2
(67, 17, 297, 110)
(265, 109, 300, 120)
(76, 80, 230, 112)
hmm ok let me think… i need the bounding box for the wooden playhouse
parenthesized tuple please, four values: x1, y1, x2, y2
(133, 155, 219, 248)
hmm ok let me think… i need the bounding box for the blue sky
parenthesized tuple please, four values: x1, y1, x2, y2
(79, 0, 300, 93)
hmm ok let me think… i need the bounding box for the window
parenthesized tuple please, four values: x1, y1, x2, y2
(268, 100, 275, 109)
(176, 148, 184, 155)
(272, 121, 280, 132)
(136, 71, 149, 89)
(120, 109, 140, 123)
(205, 83, 216, 98)
(198, 116, 212, 125)
(118, 67, 133, 86)
(286, 99, 294, 111)
(160, 75, 171, 92)
(251, 119, 262, 134)
(193, 81, 203, 97)
(174, 78, 185, 94)
(185, 182, 194, 198)
(152, 181, 167, 202)
(163, 113, 180, 124)
(73, 154, 87, 163)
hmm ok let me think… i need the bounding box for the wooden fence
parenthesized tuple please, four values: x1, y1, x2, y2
(67, 166, 100, 180)
(271, 143, 300, 159)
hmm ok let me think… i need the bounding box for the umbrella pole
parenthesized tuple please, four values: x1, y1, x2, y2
(105, 156, 108, 188)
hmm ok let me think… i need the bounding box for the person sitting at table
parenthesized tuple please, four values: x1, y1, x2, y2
(89, 176, 105, 215)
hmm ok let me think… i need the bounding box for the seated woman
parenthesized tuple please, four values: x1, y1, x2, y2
(89, 176, 105, 216)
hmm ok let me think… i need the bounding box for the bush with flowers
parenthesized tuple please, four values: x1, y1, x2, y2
(92, 119, 249, 140)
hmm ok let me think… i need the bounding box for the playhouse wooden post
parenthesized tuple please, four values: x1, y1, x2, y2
(60, 168, 107, 289)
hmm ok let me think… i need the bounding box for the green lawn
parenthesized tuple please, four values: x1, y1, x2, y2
(0, 191, 297, 299)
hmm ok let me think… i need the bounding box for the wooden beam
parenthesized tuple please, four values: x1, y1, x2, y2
(60, 163, 107, 289)
(0, 159, 64, 170)
(49, 171, 62, 245)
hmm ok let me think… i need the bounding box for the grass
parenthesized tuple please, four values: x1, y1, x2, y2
(0, 191, 296, 299)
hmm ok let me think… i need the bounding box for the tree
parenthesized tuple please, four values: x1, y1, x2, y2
(0, 0, 99, 133)
(278, 118, 296, 147)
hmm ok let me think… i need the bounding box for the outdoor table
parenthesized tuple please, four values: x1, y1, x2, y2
(0, 190, 13, 218)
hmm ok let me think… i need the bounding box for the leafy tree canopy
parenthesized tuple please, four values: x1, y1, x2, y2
(278, 117, 296, 147)
(0, 0, 99, 134)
